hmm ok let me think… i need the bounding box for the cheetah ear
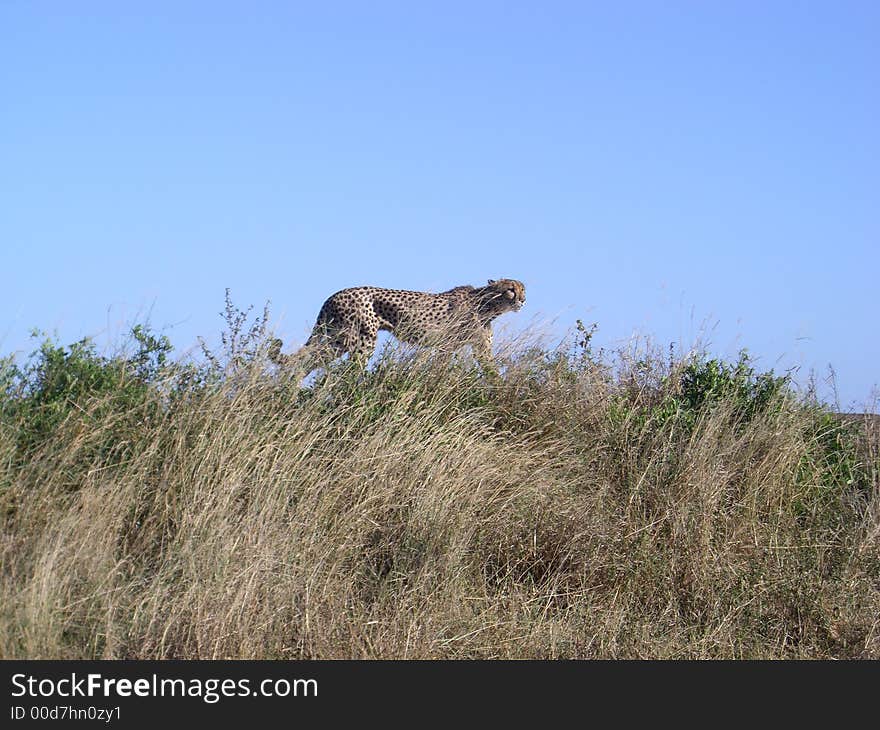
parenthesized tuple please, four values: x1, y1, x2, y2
(487, 279, 496, 285)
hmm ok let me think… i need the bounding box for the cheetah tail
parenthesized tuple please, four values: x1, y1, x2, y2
(267, 338, 287, 366)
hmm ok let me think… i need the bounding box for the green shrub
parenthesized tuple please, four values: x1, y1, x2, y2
(2, 326, 172, 459)
(676, 349, 789, 422)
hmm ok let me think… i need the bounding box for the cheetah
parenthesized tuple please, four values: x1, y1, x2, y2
(268, 278, 526, 377)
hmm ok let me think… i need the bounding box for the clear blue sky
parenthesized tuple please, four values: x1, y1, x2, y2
(2, 2, 877, 408)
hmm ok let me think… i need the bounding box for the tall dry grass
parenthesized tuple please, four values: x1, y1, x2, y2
(1, 325, 877, 658)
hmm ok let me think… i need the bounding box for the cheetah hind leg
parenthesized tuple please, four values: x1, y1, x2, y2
(269, 326, 374, 383)
(348, 327, 378, 371)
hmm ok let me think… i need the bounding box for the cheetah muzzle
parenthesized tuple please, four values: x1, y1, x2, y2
(269, 278, 526, 378)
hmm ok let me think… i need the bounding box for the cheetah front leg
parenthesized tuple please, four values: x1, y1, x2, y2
(473, 326, 499, 377)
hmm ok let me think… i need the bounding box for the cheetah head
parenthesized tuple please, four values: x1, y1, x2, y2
(486, 279, 526, 312)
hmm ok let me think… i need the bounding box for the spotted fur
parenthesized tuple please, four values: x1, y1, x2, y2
(269, 278, 525, 377)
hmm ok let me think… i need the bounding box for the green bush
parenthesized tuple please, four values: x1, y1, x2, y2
(2, 326, 172, 459)
(676, 349, 789, 421)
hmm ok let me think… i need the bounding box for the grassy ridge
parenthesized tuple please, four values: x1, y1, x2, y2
(1, 315, 877, 658)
